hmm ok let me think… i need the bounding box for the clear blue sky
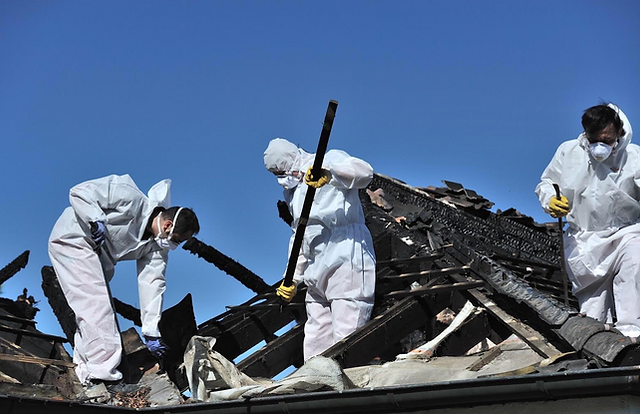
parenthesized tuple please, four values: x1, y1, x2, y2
(1, 1, 639, 358)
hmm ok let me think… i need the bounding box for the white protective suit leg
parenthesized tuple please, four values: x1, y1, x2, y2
(330, 298, 373, 343)
(303, 288, 334, 361)
(612, 237, 640, 337)
(573, 277, 614, 323)
(48, 215, 123, 383)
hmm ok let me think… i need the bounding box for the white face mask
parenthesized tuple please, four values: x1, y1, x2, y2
(155, 208, 183, 250)
(277, 173, 301, 190)
(589, 142, 614, 162)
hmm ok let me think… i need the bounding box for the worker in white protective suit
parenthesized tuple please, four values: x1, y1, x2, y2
(536, 103, 640, 337)
(48, 174, 200, 384)
(263, 138, 376, 360)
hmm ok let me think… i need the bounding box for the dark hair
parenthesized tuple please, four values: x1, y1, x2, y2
(162, 206, 200, 235)
(582, 104, 626, 137)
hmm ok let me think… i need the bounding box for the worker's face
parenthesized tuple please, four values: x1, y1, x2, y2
(586, 124, 620, 146)
(159, 219, 192, 245)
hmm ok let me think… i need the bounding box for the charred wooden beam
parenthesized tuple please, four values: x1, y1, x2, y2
(451, 281, 562, 359)
(197, 285, 305, 337)
(226, 303, 305, 312)
(0, 313, 36, 326)
(0, 353, 75, 369)
(182, 237, 270, 294)
(197, 286, 307, 361)
(385, 280, 485, 299)
(40, 266, 76, 345)
(0, 323, 68, 343)
(0, 251, 29, 285)
(376, 252, 444, 268)
(237, 323, 304, 378)
(113, 298, 142, 327)
(200, 305, 303, 361)
(380, 266, 471, 282)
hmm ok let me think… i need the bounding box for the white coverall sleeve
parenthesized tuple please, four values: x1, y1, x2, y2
(68, 174, 143, 225)
(137, 250, 168, 337)
(325, 150, 374, 189)
(535, 143, 567, 214)
(285, 232, 307, 285)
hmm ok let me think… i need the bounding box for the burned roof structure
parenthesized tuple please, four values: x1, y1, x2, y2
(3, 173, 640, 413)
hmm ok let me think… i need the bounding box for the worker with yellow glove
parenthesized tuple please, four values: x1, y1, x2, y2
(304, 166, 332, 189)
(276, 281, 297, 302)
(264, 138, 376, 360)
(548, 194, 570, 218)
(536, 102, 640, 338)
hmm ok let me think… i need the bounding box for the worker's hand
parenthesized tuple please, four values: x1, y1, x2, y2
(90, 221, 107, 248)
(144, 336, 168, 359)
(549, 195, 570, 218)
(276, 281, 297, 303)
(305, 167, 331, 189)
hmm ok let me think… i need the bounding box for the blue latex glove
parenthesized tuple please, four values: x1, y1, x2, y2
(90, 221, 107, 248)
(144, 336, 168, 359)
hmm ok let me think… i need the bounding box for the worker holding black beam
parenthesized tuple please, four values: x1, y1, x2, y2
(264, 133, 376, 361)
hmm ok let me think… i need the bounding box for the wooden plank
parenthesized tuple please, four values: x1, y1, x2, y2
(0, 323, 69, 343)
(376, 252, 445, 267)
(380, 266, 471, 282)
(467, 347, 502, 371)
(385, 281, 484, 299)
(200, 307, 301, 361)
(0, 251, 29, 284)
(458, 286, 561, 358)
(0, 353, 75, 368)
(0, 313, 36, 326)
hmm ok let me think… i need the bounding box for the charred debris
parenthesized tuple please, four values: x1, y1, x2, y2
(2, 173, 640, 412)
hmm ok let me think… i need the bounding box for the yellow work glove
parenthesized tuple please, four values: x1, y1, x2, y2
(549, 195, 570, 218)
(276, 281, 297, 303)
(304, 167, 331, 189)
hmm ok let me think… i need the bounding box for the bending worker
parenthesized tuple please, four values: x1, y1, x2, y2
(536, 103, 640, 337)
(48, 174, 200, 384)
(264, 138, 376, 360)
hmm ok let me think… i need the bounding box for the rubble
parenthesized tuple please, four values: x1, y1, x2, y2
(3, 173, 640, 413)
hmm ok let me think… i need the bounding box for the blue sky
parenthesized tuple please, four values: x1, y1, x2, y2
(1, 1, 639, 360)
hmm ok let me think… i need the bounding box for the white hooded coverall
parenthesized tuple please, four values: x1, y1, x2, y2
(264, 139, 377, 360)
(48, 174, 172, 383)
(535, 104, 640, 337)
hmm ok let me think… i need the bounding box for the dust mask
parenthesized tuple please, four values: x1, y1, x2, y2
(589, 142, 614, 162)
(277, 173, 301, 190)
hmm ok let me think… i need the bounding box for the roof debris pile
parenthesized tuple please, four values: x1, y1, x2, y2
(3, 173, 640, 413)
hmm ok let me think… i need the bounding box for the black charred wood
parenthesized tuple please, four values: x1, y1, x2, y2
(0, 250, 29, 285)
(40, 266, 76, 345)
(277, 200, 293, 226)
(113, 298, 142, 327)
(182, 237, 270, 294)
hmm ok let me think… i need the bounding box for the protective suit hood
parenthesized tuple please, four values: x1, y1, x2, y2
(148, 179, 172, 208)
(263, 138, 314, 174)
(577, 104, 632, 169)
